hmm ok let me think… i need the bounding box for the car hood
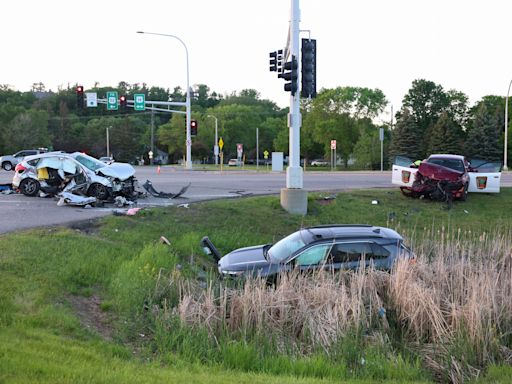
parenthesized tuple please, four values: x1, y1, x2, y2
(219, 245, 270, 273)
(418, 162, 463, 182)
(97, 163, 135, 181)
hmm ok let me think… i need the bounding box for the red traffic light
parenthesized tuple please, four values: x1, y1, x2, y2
(119, 95, 127, 105)
(190, 119, 198, 136)
(76, 85, 84, 94)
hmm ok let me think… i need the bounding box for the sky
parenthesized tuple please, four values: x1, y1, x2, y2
(1, 0, 511, 123)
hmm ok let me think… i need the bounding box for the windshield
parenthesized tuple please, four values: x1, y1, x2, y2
(426, 158, 465, 172)
(74, 154, 106, 172)
(267, 230, 309, 263)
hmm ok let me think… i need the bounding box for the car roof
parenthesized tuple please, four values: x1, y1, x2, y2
(428, 154, 465, 161)
(300, 224, 403, 243)
(21, 151, 68, 161)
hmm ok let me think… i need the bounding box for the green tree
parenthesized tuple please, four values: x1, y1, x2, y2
(400, 79, 449, 157)
(4, 110, 51, 151)
(428, 112, 464, 154)
(389, 108, 422, 161)
(465, 104, 501, 161)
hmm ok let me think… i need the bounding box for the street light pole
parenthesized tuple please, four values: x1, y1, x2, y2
(106, 126, 110, 157)
(505, 80, 511, 171)
(207, 115, 219, 165)
(137, 31, 192, 170)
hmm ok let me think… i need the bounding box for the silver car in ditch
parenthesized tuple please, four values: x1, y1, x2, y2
(12, 152, 137, 199)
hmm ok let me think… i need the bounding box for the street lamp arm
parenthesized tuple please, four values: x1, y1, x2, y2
(137, 30, 192, 169)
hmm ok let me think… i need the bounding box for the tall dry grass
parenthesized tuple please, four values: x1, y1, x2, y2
(157, 229, 512, 382)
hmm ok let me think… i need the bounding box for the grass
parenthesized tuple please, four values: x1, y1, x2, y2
(1, 188, 512, 382)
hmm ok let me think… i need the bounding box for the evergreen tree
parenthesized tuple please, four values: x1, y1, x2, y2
(389, 108, 422, 161)
(465, 104, 501, 161)
(428, 112, 464, 154)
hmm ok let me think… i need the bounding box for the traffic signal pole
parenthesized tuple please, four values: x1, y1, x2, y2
(280, 0, 308, 215)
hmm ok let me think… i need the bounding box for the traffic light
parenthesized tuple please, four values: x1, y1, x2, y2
(76, 85, 84, 109)
(279, 55, 298, 95)
(301, 39, 317, 99)
(119, 95, 127, 110)
(269, 51, 277, 72)
(190, 119, 198, 136)
(269, 50, 284, 73)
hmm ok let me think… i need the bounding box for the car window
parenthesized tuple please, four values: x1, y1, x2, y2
(426, 158, 465, 172)
(469, 159, 502, 173)
(393, 155, 413, 167)
(268, 231, 310, 263)
(329, 242, 389, 263)
(74, 154, 106, 172)
(295, 244, 332, 266)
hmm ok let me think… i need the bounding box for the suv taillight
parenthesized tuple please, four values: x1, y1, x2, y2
(15, 163, 26, 172)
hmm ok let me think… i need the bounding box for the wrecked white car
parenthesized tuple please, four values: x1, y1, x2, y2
(12, 152, 137, 200)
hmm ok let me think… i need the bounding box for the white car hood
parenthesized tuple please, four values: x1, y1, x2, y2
(97, 163, 135, 181)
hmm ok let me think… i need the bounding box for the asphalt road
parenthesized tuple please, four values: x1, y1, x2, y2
(1, 166, 511, 234)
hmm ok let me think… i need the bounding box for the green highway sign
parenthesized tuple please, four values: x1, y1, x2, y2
(134, 94, 145, 111)
(107, 91, 118, 111)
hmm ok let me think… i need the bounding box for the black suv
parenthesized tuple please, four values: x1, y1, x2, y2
(201, 225, 414, 279)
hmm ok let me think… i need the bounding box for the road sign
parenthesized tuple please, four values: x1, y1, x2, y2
(219, 138, 224, 150)
(107, 91, 118, 111)
(134, 94, 145, 111)
(148, 150, 154, 159)
(331, 140, 337, 150)
(379, 127, 384, 141)
(264, 150, 269, 159)
(85, 92, 97, 107)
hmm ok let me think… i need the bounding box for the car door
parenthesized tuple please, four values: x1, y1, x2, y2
(293, 243, 333, 272)
(467, 160, 501, 193)
(328, 241, 392, 270)
(391, 156, 418, 187)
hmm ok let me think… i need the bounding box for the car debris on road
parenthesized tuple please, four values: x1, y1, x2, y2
(142, 180, 190, 199)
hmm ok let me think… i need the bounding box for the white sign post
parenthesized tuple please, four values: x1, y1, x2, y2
(330, 139, 337, 171)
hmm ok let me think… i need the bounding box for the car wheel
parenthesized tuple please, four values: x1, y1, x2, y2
(2, 162, 13, 171)
(88, 183, 110, 200)
(460, 183, 469, 201)
(19, 178, 40, 196)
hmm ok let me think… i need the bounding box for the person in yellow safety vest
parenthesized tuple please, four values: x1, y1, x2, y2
(410, 159, 422, 168)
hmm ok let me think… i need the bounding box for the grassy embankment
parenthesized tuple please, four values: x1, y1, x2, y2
(1, 188, 512, 383)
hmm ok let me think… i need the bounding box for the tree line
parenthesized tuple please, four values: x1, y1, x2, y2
(0, 79, 509, 167)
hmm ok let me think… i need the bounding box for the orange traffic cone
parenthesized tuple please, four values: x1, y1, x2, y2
(157, 165, 161, 174)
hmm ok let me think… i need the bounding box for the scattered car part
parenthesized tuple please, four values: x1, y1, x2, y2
(200, 236, 222, 262)
(142, 180, 190, 199)
(56, 192, 97, 207)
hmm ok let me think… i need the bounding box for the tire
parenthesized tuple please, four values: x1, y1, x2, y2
(19, 178, 40, 196)
(2, 162, 13, 171)
(88, 183, 110, 200)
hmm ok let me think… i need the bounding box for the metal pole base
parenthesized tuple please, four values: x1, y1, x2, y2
(280, 188, 308, 215)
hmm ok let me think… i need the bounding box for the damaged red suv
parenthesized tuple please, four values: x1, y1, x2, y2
(392, 154, 501, 202)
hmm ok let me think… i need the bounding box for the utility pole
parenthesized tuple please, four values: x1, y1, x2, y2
(150, 107, 155, 165)
(106, 126, 110, 157)
(280, 0, 308, 215)
(256, 127, 259, 169)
